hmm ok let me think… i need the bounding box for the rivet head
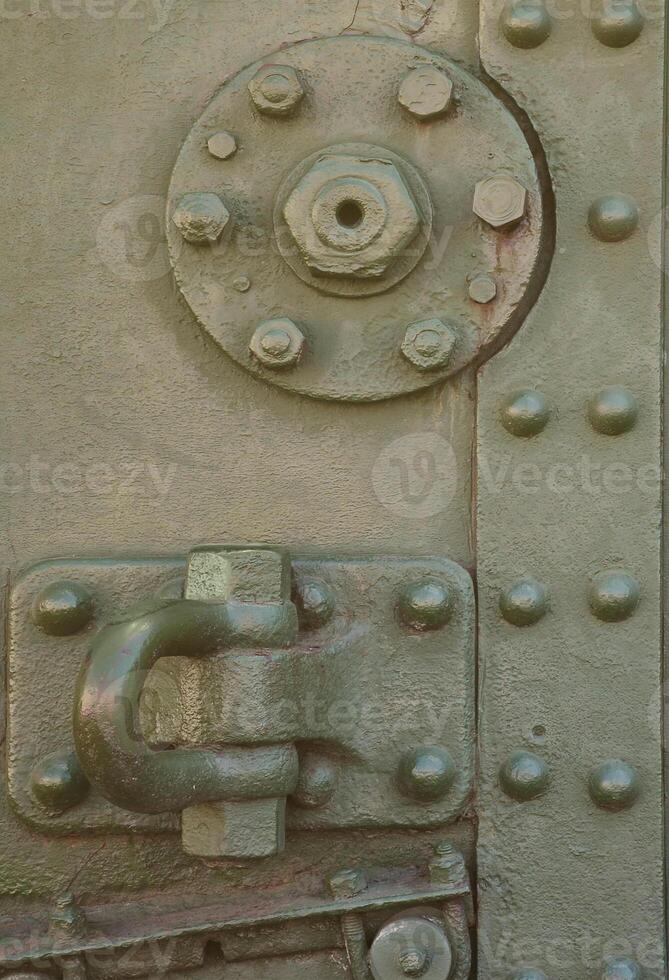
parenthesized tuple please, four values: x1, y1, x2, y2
(31, 580, 93, 636)
(294, 578, 335, 630)
(207, 131, 238, 160)
(249, 317, 305, 370)
(588, 386, 638, 434)
(398, 746, 457, 802)
(499, 579, 549, 626)
(589, 760, 640, 811)
(328, 867, 368, 899)
(501, 1, 552, 49)
(589, 570, 640, 622)
(473, 175, 527, 230)
(293, 754, 337, 809)
(233, 275, 251, 293)
(601, 957, 643, 980)
(500, 389, 550, 437)
(401, 318, 457, 372)
(248, 64, 304, 117)
(398, 66, 454, 120)
(172, 192, 230, 244)
(592, 1, 644, 47)
(588, 194, 639, 242)
(469, 273, 497, 304)
(399, 579, 453, 631)
(499, 750, 550, 801)
(31, 751, 90, 813)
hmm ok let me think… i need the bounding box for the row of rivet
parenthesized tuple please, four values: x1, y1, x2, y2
(500, 570, 640, 625)
(501, 386, 639, 437)
(499, 751, 640, 810)
(501, 0, 645, 49)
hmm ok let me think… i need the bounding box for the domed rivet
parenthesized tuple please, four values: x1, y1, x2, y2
(469, 273, 497, 304)
(31, 581, 94, 636)
(398, 579, 453, 631)
(589, 760, 640, 811)
(588, 194, 639, 242)
(398, 746, 457, 802)
(501, 1, 552, 49)
(293, 753, 337, 809)
(207, 131, 238, 160)
(30, 751, 90, 813)
(589, 570, 640, 622)
(509, 972, 549, 980)
(588, 386, 638, 435)
(294, 578, 335, 630)
(249, 317, 305, 370)
(500, 389, 550, 437)
(591, 1, 644, 47)
(499, 579, 549, 626)
(601, 957, 643, 980)
(499, 750, 550, 801)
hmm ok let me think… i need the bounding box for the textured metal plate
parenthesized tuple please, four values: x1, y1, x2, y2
(9, 554, 474, 835)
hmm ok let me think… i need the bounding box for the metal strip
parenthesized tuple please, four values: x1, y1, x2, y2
(477, 1, 666, 976)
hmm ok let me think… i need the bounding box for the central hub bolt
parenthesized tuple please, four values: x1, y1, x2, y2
(399, 948, 431, 977)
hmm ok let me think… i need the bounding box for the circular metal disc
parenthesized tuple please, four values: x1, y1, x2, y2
(369, 912, 453, 980)
(167, 35, 547, 402)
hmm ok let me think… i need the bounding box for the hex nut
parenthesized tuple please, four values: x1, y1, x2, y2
(398, 66, 454, 120)
(172, 192, 230, 244)
(468, 273, 497, 304)
(328, 868, 368, 899)
(283, 153, 421, 280)
(248, 64, 304, 117)
(401, 318, 457, 372)
(249, 318, 305, 370)
(473, 175, 527, 230)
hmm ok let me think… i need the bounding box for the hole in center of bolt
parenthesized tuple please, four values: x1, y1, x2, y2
(336, 199, 364, 229)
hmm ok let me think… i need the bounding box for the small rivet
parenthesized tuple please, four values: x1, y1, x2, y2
(398, 746, 457, 802)
(501, 1, 552, 49)
(207, 131, 238, 160)
(499, 579, 549, 626)
(589, 570, 640, 622)
(399, 579, 453, 631)
(588, 387, 638, 435)
(31, 581, 94, 636)
(588, 194, 639, 242)
(293, 754, 337, 809)
(499, 750, 550, 801)
(249, 317, 305, 370)
(469, 273, 497, 304)
(328, 868, 368, 899)
(294, 578, 335, 630)
(589, 760, 640, 811)
(401, 318, 457, 372)
(398, 65, 454, 120)
(31, 751, 90, 813)
(500, 389, 550, 437)
(601, 957, 643, 980)
(248, 64, 304, 117)
(592, 1, 644, 47)
(473, 175, 528, 230)
(172, 192, 230, 244)
(233, 275, 251, 293)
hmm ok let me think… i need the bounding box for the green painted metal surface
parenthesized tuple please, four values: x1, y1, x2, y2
(0, 0, 665, 977)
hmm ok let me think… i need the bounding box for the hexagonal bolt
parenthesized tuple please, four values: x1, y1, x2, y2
(370, 912, 452, 980)
(207, 131, 238, 160)
(473, 175, 527, 230)
(249, 318, 305, 370)
(328, 867, 368, 899)
(398, 65, 454, 120)
(248, 64, 304, 117)
(401, 318, 457, 372)
(172, 192, 230, 244)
